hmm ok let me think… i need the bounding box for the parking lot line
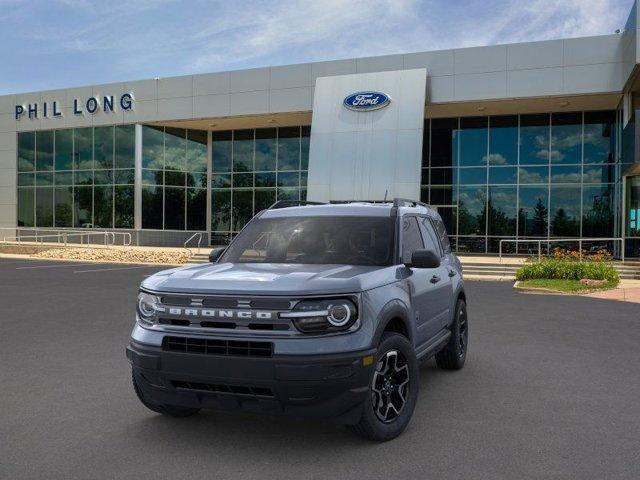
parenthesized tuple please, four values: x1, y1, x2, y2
(73, 265, 158, 273)
(16, 262, 96, 270)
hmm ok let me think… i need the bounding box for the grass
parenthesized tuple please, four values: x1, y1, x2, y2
(515, 278, 618, 293)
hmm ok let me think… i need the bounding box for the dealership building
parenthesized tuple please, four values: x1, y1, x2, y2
(3, 4, 640, 256)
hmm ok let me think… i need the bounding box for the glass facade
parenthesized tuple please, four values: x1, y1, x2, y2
(17, 125, 135, 228)
(210, 126, 310, 243)
(141, 126, 208, 230)
(422, 112, 620, 253)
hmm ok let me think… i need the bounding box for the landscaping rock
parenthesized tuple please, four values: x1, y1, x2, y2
(31, 247, 191, 265)
(579, 278, 607, 287)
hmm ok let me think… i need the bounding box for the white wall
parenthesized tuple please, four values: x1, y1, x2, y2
(306, 69, 426, 202)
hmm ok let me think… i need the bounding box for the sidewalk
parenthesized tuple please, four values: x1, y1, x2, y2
(582, 279, 640, 304)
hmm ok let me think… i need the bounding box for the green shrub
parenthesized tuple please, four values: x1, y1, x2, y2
(515, 259, 619, 283)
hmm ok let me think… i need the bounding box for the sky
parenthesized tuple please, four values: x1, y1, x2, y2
(0, 0, 636, 95)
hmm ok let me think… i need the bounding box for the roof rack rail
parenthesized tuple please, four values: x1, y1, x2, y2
(329, 199, 392, 204)
(268, 200, 326, 210)
(392, 198, 431, 209)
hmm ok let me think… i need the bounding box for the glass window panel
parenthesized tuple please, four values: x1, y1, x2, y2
(422, 120, 430, 168)
(164, 170, 185, 187)
(114, 185, 134, 228)
(55, 171, 73, 186)
(74, 186, 92, 227)
(212, 131, 232, 172)
(550, 165, 581, 183)
(582, 184, 614, 237)
(549, 185, 581, 237)
(17, 188, 35, 227)
(459, 167, 486, 185)
(18, 172, 34, 187)
(421, 168, 429, 185)
(488, 166, 517, 184)
(300, 188, 307, 201)
(301, 126, 310, 170)
(519, 166, 548, 184)
(165, 127, 186, 171)
(233, 129, 254, 172)
(75, 170, 93, 185)
(518, 186, 548, 236)
(430, 168, 453, 185)
(94, 169, 113, 185)
(73, 128, 93, 170)
(186, 171, 207, 188)
(35, 186, 54, 227)
(93, 185, 113, 228)
(457, 236, 486, 254)
(142, 169, 163, 186)
(164, 187, 185, 230)
(458, 117, 487, 166)
(232, 190, 253, 231)
(520, 114, 549, 165)
(186, 188, 207, 231)
(277, 171, 299, 187)
(18, 132, 35, 172)
(233, 172, 253, 188)
(551, 112, 582, 165)
(488, 115, 517, 166)
(255, 172, 275, 188)
(94, 126, 114, 169)
(255, 189, 277, 213)
(457, 186, 486, 235)
(300, 171, 308, 187)
(141, 186, 163, 229)
(488, 186, 517, 236)
(431, 118, 457, 167)
(255, 128, 277, 171)
(211, 189, 231, 232)
(186, 129, 207, 173)
(583, 164, 615, 184)
(142, 126, 164, 169)
(54, 129, 73, 170)
(115, 124, 135, 169)
(35, 130, 54, 171)
(211, 174, 231, 188)
(430, 186, 454, 205)
(35, 172, 53, 186)
(114, 169, 134, 185)
(277, 187, 300, 201)
(278, 127, 300, 171)
(584, 111, 615, 164)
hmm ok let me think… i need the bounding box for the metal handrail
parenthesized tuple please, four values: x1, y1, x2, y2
(2, 230, 131, 248)
(183, 232, 203, 254)
(498, 238, 625, 262)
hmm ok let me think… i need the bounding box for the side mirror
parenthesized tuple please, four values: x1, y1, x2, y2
(407, 249, 440, 269)
(208, 247, 226, 263)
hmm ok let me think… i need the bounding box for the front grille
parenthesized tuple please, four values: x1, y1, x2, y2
(171, 380, 274, 397)
(162, 336, 273, 357)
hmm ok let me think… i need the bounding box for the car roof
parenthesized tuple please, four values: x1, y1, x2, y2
(260, 202, 440, 219)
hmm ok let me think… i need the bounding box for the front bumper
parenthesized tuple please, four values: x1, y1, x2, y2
(127, 340, 376, 424)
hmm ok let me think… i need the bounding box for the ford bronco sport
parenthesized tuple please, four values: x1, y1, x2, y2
(127, 198, 468, 441)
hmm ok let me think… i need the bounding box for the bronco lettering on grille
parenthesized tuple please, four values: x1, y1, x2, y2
(165, 308, 273, 320)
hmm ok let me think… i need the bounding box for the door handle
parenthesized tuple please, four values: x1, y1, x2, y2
(430, 275, 441, 284)
(448, 269, 457, 277)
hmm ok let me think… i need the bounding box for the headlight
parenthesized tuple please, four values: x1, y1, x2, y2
(281, 298, 358, 333)
(137, 291, 161, 325)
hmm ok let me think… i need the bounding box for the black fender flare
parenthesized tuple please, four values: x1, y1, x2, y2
(371, 299, 413, 347)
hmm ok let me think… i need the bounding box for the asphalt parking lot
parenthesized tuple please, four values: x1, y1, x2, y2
(1, 258, 639, 480)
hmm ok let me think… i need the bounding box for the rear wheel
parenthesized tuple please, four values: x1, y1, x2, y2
(435, 298, 468, 370)
(350, 333, 419, 441)
(132, 371, 200, 417)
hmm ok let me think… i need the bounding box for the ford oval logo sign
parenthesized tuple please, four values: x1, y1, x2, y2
(343, 91, 390, 111)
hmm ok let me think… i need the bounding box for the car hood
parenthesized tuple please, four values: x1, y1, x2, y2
(141, 262, 397, 296)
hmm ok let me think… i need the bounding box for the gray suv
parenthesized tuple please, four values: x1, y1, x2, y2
(127, 199, 467, 441)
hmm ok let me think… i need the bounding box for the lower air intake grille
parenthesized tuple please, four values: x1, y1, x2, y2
(162, 336, 273, 357)
(171, 380, 274, 397)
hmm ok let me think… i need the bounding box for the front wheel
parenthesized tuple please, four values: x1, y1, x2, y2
(435, 298, 468, 370)
(350, 333, 419, 441)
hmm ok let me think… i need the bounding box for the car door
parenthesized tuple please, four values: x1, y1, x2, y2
(419, 216, 453, 331)
(401, 216, 441, 347)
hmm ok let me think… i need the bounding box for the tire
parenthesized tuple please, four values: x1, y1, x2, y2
(350, 333, 419, 441)
(435, 298, 468, 370)
(131, 371, 200, 418)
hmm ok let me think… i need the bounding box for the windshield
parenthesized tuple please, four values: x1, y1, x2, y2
(220, 216, 396, 266)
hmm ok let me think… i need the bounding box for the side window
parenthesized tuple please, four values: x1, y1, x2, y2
(418, 217, 442, 256)
(401, 217, 424, 264)
(433, 218, 452, 254)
